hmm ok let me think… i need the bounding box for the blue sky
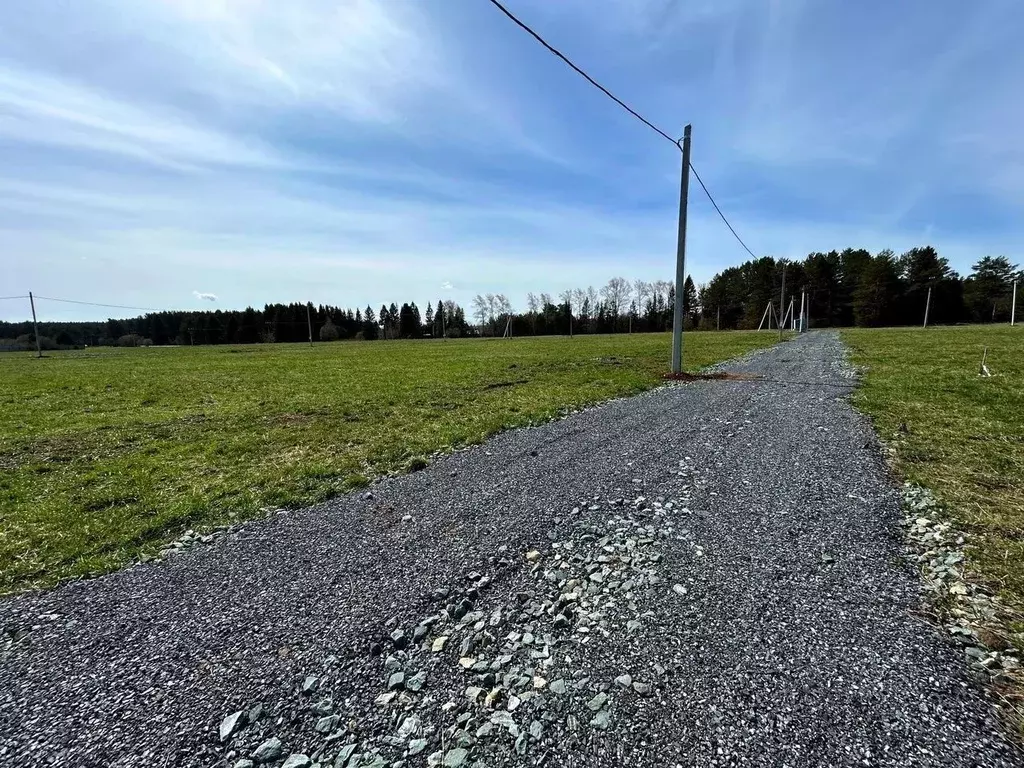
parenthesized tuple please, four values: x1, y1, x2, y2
(3, 0, 1022, 322)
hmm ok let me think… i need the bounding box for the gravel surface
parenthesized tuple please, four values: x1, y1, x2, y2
(1, 331, 1020, 768)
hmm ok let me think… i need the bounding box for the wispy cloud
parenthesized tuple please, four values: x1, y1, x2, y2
(0, 66, 295, 172)
(193, 291, 218, 302)
(440, 281, 454, 290)
(151, 0, 443, 122)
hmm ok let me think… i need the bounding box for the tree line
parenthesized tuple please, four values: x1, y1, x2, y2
(2, 247, 1018, 350)
(699, 249, 1020, 329)
(0, 299, 473, 350)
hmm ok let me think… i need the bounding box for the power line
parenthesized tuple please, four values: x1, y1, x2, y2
(0, 295, 28, 301)
(689, 164, 758, 260)
(483, 0, 759, 261)
(485, 0, 679, 147)
(32, 295, 167, 312)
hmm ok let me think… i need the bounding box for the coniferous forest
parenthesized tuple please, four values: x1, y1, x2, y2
(1, 247, 1019, 350)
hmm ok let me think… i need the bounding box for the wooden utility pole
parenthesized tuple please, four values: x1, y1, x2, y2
(29, 292, 42, 358)
(671, 125, 692, 374)
(716, 306, 720, 331)
(306, 303, 313, 347)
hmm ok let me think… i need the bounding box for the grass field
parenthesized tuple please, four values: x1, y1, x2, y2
(0, 331, 780, 593)
(843, 325, 1024, 623)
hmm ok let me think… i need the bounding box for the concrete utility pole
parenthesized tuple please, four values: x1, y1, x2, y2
(29, 291, 42, 358)
(778, 262, 787, 343)
(716, 306, 720, 331)
(800, 289, 807, 333)
(923, 285, 932, 328)
(1012, 280, 1017, 326)
(671, 124, 692, 374)
(306, 302, 313, 347)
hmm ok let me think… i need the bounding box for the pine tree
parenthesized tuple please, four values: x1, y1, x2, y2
(965, 256, 1018, 322)
(683, 275, 698, 325)
(434, 298, 446, 337)
(853, 251, 902, 327)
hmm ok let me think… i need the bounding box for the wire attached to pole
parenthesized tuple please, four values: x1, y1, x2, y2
(31, 295, 168, 312)
(485, 0, 679, 148)
(484, 0, 760, 261)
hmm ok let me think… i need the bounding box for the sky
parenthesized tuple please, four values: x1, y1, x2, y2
(2, 0, 1022, 322)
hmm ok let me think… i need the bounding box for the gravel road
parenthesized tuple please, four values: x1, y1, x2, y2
(1, 331, 1020, 768)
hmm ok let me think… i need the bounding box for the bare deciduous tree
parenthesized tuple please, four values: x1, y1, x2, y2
(634, 280, 651, 316)
(601, 277, 632, 321)
(471, 294, 488, 332)
(495, 294, 513, 335)
(572, 288, 588, 331)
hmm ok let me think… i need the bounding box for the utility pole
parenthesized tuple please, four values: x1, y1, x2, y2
(306, 302, 313, 347)
(800, 289, 806, 333)
(1012, 280, 1017, 326)
(716, 306, 720, 331)
(29, 292, 42, 358)
(671, 124, 692, 374)
(778, 262, 787, 343)
(923, 285, 932, 328)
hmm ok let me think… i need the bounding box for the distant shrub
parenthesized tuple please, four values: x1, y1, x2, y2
(12, 334, 58, 351)
(319, 319, 340, 342)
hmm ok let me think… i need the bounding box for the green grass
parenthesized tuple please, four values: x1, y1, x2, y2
(0, 331, 779, 593)
(842, 325, 1024, 617)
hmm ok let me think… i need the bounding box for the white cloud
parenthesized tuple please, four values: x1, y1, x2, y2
(146, 0, 444, 122)
(193, 291, 218, 302)
(0, 65, 295, 171)
(440, 281, 454, 290)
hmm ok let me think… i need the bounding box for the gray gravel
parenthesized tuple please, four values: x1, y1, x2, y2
(1, 331, 1020, 767)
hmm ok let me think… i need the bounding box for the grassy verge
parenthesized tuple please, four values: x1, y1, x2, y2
(843, 325, 1024, 731)
(842, 325, 1023, 611)
(0, 331, 778, 593)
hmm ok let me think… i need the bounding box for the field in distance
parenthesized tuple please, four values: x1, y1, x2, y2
(0, 331, 780, 593)
(843, 325, 1024, 626)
